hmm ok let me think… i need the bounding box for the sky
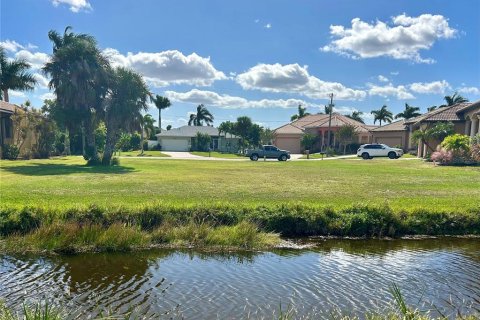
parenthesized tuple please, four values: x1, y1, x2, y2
(1, 0, 479, 128)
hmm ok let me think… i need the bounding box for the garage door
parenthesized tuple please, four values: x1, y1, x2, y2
(375, 137, 402, 148)
(275, 137, 301, 154)
(161, 138, 190, 151)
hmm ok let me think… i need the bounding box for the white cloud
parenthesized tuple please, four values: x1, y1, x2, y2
(458, 86, 480, 95)
(33, 73, 50, 89)
(409, 80, 450, 94)
(321, 14, 457, 63)
(264, 23, 272, 29)
(165, 89, 313, 109)
(39, 92, 56, 101)
(9, 90, 27, 98)
(104, 48, 226, 87)
(236, 63, 366, 100)
(0, 40, 25, 52)
(14, 50, 50, 69)
(378, 75, 389, 82)
(367, 83, 415, 99)
(390, 71, 399, 76)
(51, 0, 92, 12)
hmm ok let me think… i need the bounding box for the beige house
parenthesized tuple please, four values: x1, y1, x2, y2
(371, 100, 480, 157)
(0, 100, 37, 158)
(273, 113, 375, 154)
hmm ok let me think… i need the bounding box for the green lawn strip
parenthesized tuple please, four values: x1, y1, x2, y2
(190, 151, 245, 159)
(117, 150, 170, 157)
(1, 157, 478, 211)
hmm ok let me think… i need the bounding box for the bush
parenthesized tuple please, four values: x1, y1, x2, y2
(95, 122, 107, 153)
(440, 134, 472, 164)
(471, 134, 480, 162)
(116, 133, 132, 152)
(431, 147, 453, 164)
(193, 132, 211, 151)
(129, 132, 142, 150)
(143, 140, 149, 151)
(1, 144, 20, 160)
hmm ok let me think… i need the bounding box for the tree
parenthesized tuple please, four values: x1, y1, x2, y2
(150, 95, 171, 130)
(0, 46, 37, 102)
(290, 105, 310, 121)
(188, 104, 214, 126)
(166, 125, 172, 131)
(427, 122, 455, 141)
(142, 114, 156, 140)
(301, 133, 317, 151)
(261, 128, 275, 145)
(395, 103, 421, 120)
(444, 92, 468, 107)
(193, 132, 211, 151)
(43, 27, 111, 163)
(371, 105, 393, 126)
(102, 67, 150, 165)
(218, 121, 234, 138)
(427, 106, 437, 112)
(346, 111, 364, 123)
(234, 116, 253, 147)
(336, 124, 358, 154)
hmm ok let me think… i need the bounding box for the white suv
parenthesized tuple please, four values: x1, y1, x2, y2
(357, 144, 403, 160)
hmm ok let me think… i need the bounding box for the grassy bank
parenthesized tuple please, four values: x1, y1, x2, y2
(1, 204, 479, 253)
(1, 157, 479, 210)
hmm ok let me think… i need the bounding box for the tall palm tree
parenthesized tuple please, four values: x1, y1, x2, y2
(188, 104, 214, 126)
(427, 106, 437, 112)
(43, 27, 110, 162)
(443, 92, 468, 106)
(102, 67, 149, 165)
(0, 46, 37, 102)
(150, 95, 171, 130)
(395, 103, 421, 120)
(371, 105, 393, 126)
(346, 111, 364, 123)
(142, 114, 156, 140)
(290, 104, 310, 121)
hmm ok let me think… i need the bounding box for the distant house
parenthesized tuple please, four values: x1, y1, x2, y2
(0, 100, 37, 158)
(155, 125, 240, 152)
(273, 113, 375, 154)
(371, 100, 480, 157)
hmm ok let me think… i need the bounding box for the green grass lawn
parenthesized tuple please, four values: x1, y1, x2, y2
(1, 156, 479, 211)
(117, 150, 170, 157)
(190, 151, 245, 159)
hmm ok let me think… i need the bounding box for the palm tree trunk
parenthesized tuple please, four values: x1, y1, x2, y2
(158, 109, 162, 131)
(84, 119, 98, 162)
(2, 89, 9, 102)
(102, 125, 117, 165)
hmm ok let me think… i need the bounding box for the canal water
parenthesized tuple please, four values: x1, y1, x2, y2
(1, 238, 479, 319)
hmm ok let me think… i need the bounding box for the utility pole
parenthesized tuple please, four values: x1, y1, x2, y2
(326, 93, 334, 152)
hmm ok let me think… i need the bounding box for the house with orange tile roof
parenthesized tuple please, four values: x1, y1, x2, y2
(273, 113, 375, 154)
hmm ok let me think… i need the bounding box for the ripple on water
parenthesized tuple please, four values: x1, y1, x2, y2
(1, 239, 479, 318)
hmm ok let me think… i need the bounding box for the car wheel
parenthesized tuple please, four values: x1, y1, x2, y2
(279, 154, 287, 161)
(250, 154, 259, 161)
(388, 152, 397, 159)
(362, 152, 370, 160)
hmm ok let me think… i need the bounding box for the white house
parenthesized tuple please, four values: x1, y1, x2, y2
(156, 125, 240, 152)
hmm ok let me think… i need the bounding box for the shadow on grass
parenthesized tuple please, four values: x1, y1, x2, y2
(0, 163, 135, 176)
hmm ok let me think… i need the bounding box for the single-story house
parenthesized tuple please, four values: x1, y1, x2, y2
(155, 125, 240, 152)
(0, 100, 37, 158)
(273, 113, 376, 154)
(371, 100, 480, 157)
(370, 120, 411, 151)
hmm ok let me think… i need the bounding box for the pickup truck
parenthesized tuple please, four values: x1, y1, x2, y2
(245, 145, 291, 161)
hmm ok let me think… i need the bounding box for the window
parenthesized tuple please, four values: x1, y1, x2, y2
(4, 117, 13, 139)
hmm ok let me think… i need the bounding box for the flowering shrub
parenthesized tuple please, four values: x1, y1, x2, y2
(471, 134, 480, 162)
(431, 146, 453, 164)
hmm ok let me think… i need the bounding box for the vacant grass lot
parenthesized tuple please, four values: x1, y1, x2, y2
(1, 156, 479, 211)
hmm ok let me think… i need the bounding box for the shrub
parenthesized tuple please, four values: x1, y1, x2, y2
(193, 132, 211, 151)
(116, 133, 132, 152)
(441, 134, 470, 153)
(471, 134, 480, 162)
(431, 147, 453, 164)
(1, 144, 19, 160)
(142, 140, 149, 151)
(129, 132, 142, 150)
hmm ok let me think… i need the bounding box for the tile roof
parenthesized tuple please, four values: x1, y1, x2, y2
(0, 100, 16, 114)
(274, 113, 374, 134)
(371, 120, 407, 132)
(404, 101, 479, 125)
(156, 125, 238, 138)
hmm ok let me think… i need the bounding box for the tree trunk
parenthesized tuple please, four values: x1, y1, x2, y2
(64, 128, 71, 155)
(83, 119, 98, 162)
(158, 109, 162, 132)
(2, 89, 9, 102)
(102, 124, 117, 165)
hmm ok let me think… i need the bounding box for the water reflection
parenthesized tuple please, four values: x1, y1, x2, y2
(1, 238, 479, 319)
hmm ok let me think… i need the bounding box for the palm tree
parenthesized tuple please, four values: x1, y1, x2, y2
(371, 105, 393, 126)
(150, 95, 171, 130)
(188, 104, 214, 126)
(290, 104, 310, 121)
(102, 67, 149, 165)
(142, 114, 156, 140)
(0, 46, 37, 102)
(427, 106, 437, 112)
(395, 103, 421, 120)
(346, 111, 364, 123)
(43, 27, 110, 162)
(444, 92, 468, 106)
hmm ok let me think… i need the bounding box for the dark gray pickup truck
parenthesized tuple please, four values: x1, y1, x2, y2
(245, 145, 291, 161)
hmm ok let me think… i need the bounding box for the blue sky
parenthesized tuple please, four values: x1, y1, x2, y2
(1, 0, 479, 128)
